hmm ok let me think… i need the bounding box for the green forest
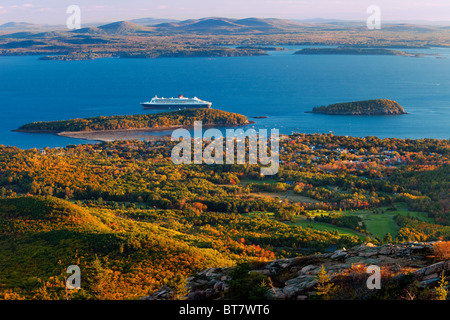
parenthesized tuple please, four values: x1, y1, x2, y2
(311, 99, 407, 115)
(16, 109, 250, 132)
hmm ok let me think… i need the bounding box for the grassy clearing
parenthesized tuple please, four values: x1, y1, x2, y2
(289, 218, 365, 239)
(248, 191, 320, 204)
(358, 213, 398, 239)
(245, 203, 429, 241)
(341, 204, 430, 238)
(244, 211, 364, 239)
(304, 210, 333, 217)
(240, 178, 278, 185)
(244, 211, 275, 218)
(387, 203, 432, 222)
(285, 191, 321, 203)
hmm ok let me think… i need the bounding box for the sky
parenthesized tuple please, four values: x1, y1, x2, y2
(0, 0, 449, 25)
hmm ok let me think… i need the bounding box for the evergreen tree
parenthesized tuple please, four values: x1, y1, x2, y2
(383, 233, 393, 244)
(315, 265, 336, 300)
(435, 271, 448, 301)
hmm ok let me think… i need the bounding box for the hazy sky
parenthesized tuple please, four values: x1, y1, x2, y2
(1, 0, 450, 24)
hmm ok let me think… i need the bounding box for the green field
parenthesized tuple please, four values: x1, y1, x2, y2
(246, 203, 430, 240)
(289, 218, 365, 239)
(245, 211, 364, 239)
(341, 204, 430, 239)
(248, 191, 319, 204)
(240, 178, 278, 185)
(356, 212, 398, 239)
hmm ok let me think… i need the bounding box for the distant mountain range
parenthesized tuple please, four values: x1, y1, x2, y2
(152, 17, 312, 33)
(69, 17, 312, 35)
(1, 17, 449, 35)
(73, 21, 154, 35)
(294, 18, 450, 26)
(129, 17, 179, 25)
(0, 22, 48, 30)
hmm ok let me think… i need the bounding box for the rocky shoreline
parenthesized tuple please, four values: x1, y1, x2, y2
(56, 127, 178, 142)
(56, 121, 254, 142)
(15, 121, 255, 142)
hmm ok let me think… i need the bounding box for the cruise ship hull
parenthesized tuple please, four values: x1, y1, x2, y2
(141, 103, 212, 109)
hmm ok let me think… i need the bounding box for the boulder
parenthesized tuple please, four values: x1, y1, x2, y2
(285, 275, 315, 286)
(270, 287, 286, 299)
(424, 262, 445, 276)
(331, 249, 348, 259)
(358, 251, 378, 257)
(379, 247, 396, 255)
(300, 265, 317, 274)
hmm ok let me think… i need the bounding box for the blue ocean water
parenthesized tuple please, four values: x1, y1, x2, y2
(0, 46, 449, 149)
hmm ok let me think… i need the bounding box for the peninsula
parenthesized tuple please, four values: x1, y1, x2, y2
(294, 47, 425, 57)
(15, 108, 252, 141)
(308, 99, 407, 115)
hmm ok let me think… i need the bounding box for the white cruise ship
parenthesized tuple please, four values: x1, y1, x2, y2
(141, 95, 212, 109)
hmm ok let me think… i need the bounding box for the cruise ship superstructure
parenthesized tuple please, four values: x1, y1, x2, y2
(141, 95, 212, 109)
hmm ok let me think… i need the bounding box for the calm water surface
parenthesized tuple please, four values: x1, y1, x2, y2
(0, 46, 449, 149)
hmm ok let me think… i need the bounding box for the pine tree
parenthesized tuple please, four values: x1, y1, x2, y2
(363, 236, 372, 243)
(383, 233, 393, 244)
(435, 271, 448, 301)
(315, 265, 336, 300)
(167, 275, 189, 300)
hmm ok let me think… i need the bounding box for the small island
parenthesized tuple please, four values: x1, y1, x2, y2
(15, 109, 253, 141)
(307, 99, 407, 115)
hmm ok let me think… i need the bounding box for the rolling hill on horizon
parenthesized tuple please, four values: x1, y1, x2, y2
(151, 17, 313, 34)
(68, 17, 309, 35)
(72, 21, 155, 35)
(2, 17, 449, 36)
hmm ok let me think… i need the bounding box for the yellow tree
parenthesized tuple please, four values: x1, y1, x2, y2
(315, 265, 336, 300)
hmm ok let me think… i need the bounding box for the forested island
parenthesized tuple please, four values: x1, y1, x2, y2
(38, 47, 269, 61)
(295, 47, 425, 57)
(309, 99, 407, 115)
(15, 109, 251, 133)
